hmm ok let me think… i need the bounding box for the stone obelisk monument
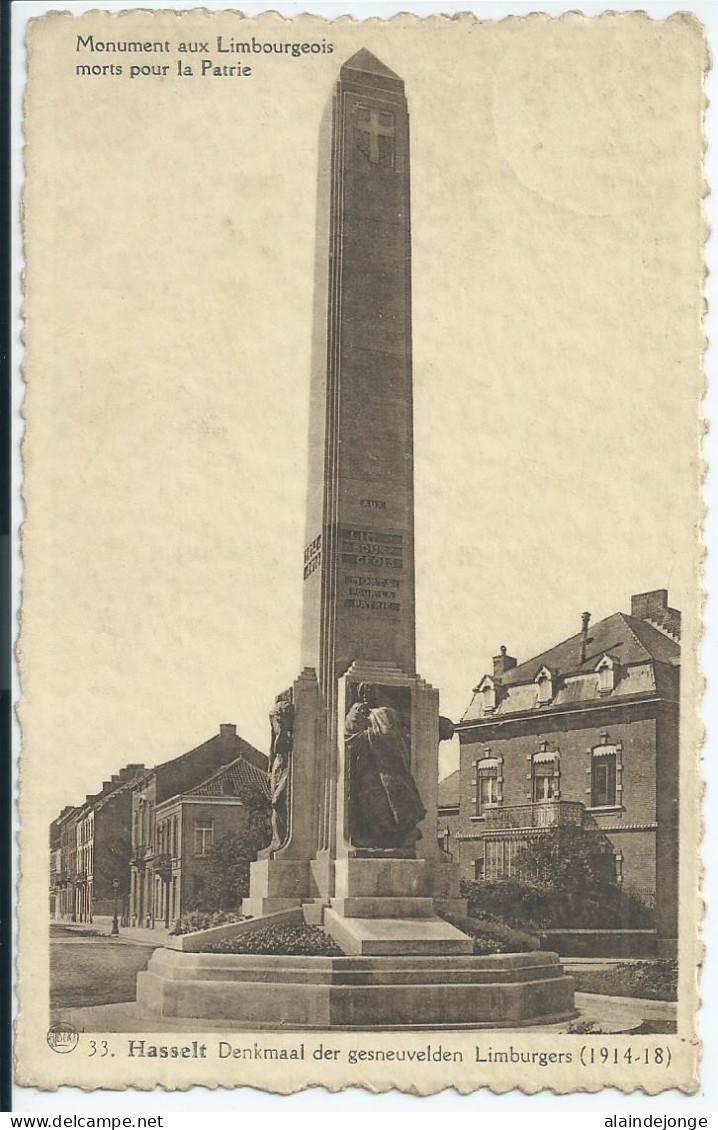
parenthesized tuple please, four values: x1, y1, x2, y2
(138, 51, 575, 1027)
(245, 49, 467, 953)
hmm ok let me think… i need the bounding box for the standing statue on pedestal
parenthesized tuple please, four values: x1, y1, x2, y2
(345, 683, 426, 848)
(268, 694, 293, 851)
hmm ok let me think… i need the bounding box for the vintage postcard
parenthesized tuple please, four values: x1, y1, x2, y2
(15, 6, 706, 1096)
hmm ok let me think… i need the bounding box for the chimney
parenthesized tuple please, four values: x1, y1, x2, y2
(631, 589, 681, 640)
(220, 723, 237, 741)
(580, 612, 591, 664)
(493, 645, 517, 679)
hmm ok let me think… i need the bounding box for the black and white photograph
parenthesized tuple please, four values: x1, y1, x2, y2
(15, 5, 705, 1097)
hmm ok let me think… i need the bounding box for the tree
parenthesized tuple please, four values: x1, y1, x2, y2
(193, 799, 271, 912)
(513, 826, 615, 893)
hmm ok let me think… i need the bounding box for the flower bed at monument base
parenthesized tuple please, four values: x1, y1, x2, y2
(441, 913, 543, 955)
(170, 910, 248, 936)
(166, 906, 305, 952)
(203, 923, 345, 957)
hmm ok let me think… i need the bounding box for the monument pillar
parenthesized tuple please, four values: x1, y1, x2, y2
(247, 50, 465, 950)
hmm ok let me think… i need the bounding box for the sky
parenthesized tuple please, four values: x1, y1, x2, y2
(21, 10, 704, 812)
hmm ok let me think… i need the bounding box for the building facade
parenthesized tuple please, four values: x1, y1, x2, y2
(49, 815, 64, 918)
(51, 766, 145, 922)
(129, 724, 267, 929)
(54, 806, 80, 920)
(152, 755, 271, 927)
(74, 765, 146, 922)
(452, 590, 680, 954)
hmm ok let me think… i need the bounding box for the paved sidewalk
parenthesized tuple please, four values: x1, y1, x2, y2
(53, 917, 169, 948)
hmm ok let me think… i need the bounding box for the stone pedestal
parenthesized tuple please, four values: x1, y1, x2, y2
(244, 660, 468, 954)
(138, 949, 576, 1029)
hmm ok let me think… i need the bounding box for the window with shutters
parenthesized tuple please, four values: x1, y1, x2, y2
(531, 745, 559, 802)
(475, 755, 502, 816)
(591, 751, 617, 807)
(587, 736, 622, 810)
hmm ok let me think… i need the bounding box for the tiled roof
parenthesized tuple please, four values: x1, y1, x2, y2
(188, 756, 271, 802)
(154, 732, 266, 776)
(437, 768, 460, 809)
(498, 612, 679, 688)
(134, 728, 268, 803)
(461, 608, 680, 724)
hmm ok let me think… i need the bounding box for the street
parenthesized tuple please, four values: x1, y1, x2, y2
(50, 923, 156, 1010)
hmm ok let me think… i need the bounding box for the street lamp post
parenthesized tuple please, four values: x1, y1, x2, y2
(111, 878, 119, 936)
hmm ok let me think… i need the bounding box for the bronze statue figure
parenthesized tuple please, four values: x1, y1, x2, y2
(344, 683, 426, 848)
(268, 694, 293, 851)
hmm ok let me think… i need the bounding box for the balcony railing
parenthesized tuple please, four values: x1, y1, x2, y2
(483, 801, 585, 830)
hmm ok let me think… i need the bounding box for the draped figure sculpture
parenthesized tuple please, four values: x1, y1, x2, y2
(344, 682, 426, 849)
(267, 694, 293, 851)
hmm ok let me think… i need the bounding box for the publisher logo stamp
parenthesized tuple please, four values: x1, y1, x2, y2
(47, 1022, 79, 1054)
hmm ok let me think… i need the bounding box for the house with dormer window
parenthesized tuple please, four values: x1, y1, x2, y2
(451, 589, 680, 956)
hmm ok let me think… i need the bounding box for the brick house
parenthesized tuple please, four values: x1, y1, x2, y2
(74, 765, 147, 922)
(49, 814, 65, 918)
(152, 755, 271, 928)
(129, 725, 267, 929)
(452, 590, 680, 955)
(51, 766, 146, 922)
(55, 806, 80, 920)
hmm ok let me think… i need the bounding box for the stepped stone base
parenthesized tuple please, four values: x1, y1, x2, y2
(136, 949, 576, 1029)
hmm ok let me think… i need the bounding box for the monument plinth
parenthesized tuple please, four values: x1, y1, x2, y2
(138, 49, 576, 1027)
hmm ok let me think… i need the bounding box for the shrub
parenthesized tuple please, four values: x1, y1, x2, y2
(191, 806, 272, 913)
(614, 960, 678, 1001)
(170, 909, 247, 936)
(204, 923, 345, 957)
(570, 960, 677, 1002)
(460, 880, 550, 928)
(443, 913, 542, 955)
(460, 826, 656, 931)
(460, 878, 654, 930)
(567, 1020, 606, 1035)
(513, 826, 615, 892)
